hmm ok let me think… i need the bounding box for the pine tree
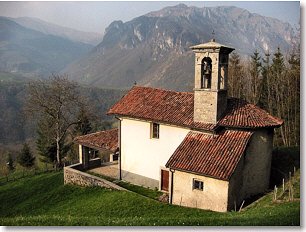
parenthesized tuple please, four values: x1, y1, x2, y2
(36, 121, 57, 164)
(259, 51, 271, 110)
(228, 52, 245, 99)
(74, 108, 92, 136)
(287, 52, 300, 146)
(247, 50, 262, 104)
(271, 47, 288, 146)
(18, 143, 35, 168)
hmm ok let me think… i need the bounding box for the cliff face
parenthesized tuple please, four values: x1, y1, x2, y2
(63, 4, 296, 91)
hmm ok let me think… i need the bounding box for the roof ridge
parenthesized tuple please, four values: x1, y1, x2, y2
(132, 85, 193, 95)
(75, 128, 118, 140)
(109, 86, 283, 129)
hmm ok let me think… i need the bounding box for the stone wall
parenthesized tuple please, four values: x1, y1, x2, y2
(64, 164, 126, 191)
(193, 89, 227, 124)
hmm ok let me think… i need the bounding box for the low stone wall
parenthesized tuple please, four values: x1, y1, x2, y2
(64, 164, 126, 191)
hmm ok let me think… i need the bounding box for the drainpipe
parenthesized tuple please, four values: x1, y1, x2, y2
(115, 116, 122, 180)
(169, 168, 174, 204)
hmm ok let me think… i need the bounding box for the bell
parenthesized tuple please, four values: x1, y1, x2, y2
(205, 67, 211, 75)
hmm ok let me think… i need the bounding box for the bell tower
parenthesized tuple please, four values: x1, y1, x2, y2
(191, 39, 234, 124)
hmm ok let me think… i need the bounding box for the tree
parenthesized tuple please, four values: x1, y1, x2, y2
(287, 52, 300, 146)
(228, 52, 245, 99)
(25, 75, 87, 167)
(271, 47, 288, 146)
(6, 153, 15, 171)
(258, 51, 271, 110)
(18, 143, 35, 168)
(74, 108, 92, 136)
(36, 120, 57, 164)
(247, 50, 262, 105)
(0, 164, 9, 182)
(36, 120, 72, 165)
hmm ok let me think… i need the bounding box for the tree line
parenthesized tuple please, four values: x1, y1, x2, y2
(228, 46, 300, 147)
(0, 76, 125, 173)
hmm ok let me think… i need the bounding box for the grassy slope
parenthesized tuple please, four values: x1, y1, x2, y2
(0, 171, 300, 226)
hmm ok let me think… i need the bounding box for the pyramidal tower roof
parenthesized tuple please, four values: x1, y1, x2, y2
(190, 39, 235, 52)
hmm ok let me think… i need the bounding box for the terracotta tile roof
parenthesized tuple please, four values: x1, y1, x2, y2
(218, 98, 283, 128)
(166, 130, 253, 180)
(107, 86, 283, 130)
(74, 129, 118, 152)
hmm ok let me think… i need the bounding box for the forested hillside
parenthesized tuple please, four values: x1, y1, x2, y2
(227, 47, 300, 147)
(0, 79, 126, 144)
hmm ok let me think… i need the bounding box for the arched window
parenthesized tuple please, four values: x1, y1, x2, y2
(201, 57, 212, 89)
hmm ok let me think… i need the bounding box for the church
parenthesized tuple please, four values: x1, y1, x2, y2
(75, 39, 283, 212)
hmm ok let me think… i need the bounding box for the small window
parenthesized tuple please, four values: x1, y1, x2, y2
(151, 122, 159, 139)
(193, 179, 204, 191)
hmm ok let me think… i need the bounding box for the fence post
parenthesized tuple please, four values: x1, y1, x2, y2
(282, 178, 285, 192)
(273, 185, 277, 201)
(239, 200, 245, 212)
(234, 201, 237, 212)
(293, 166, 296, 176)
(288, 181, 291, 201)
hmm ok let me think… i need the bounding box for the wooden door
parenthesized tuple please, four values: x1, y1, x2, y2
(161, 170, 169, 191)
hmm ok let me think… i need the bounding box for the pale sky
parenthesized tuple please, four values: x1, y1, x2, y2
(0, 1, 300, 34)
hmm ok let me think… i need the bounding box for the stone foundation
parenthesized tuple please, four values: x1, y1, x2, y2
(121, 169, 159, 189)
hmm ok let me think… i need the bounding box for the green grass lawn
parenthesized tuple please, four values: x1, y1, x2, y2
(0, 170, 300, 226)
(87, 171, 163, 200)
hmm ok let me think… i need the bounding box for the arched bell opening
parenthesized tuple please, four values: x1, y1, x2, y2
(201, 57, 212, 89)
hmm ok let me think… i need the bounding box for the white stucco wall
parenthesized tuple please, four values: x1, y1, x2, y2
(120, 118, 190, 181)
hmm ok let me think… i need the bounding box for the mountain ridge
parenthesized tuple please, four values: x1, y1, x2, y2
(63, 4, 297, 91)
(0, 16, 93, 78)
(11, 16, 102, 45)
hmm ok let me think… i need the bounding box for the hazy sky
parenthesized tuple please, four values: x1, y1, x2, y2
(0, 1, 300, 34)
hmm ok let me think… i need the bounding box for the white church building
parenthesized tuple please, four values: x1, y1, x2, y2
(75, 39, 283, 212)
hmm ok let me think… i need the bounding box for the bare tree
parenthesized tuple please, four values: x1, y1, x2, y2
(25, 75, 87, 167)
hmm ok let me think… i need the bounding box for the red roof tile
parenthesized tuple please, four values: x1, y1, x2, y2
(166, 130, 253, 180)
(107, 86, 283, 130)
(74, 129, 118, 152)
(218, 98, 283, 128)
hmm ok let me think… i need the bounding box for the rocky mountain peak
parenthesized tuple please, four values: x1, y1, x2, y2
(64, 4, 297, 91)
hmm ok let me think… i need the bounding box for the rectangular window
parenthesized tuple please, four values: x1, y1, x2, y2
(193, 179, 204, 191)
(151, 122, 159, 139)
